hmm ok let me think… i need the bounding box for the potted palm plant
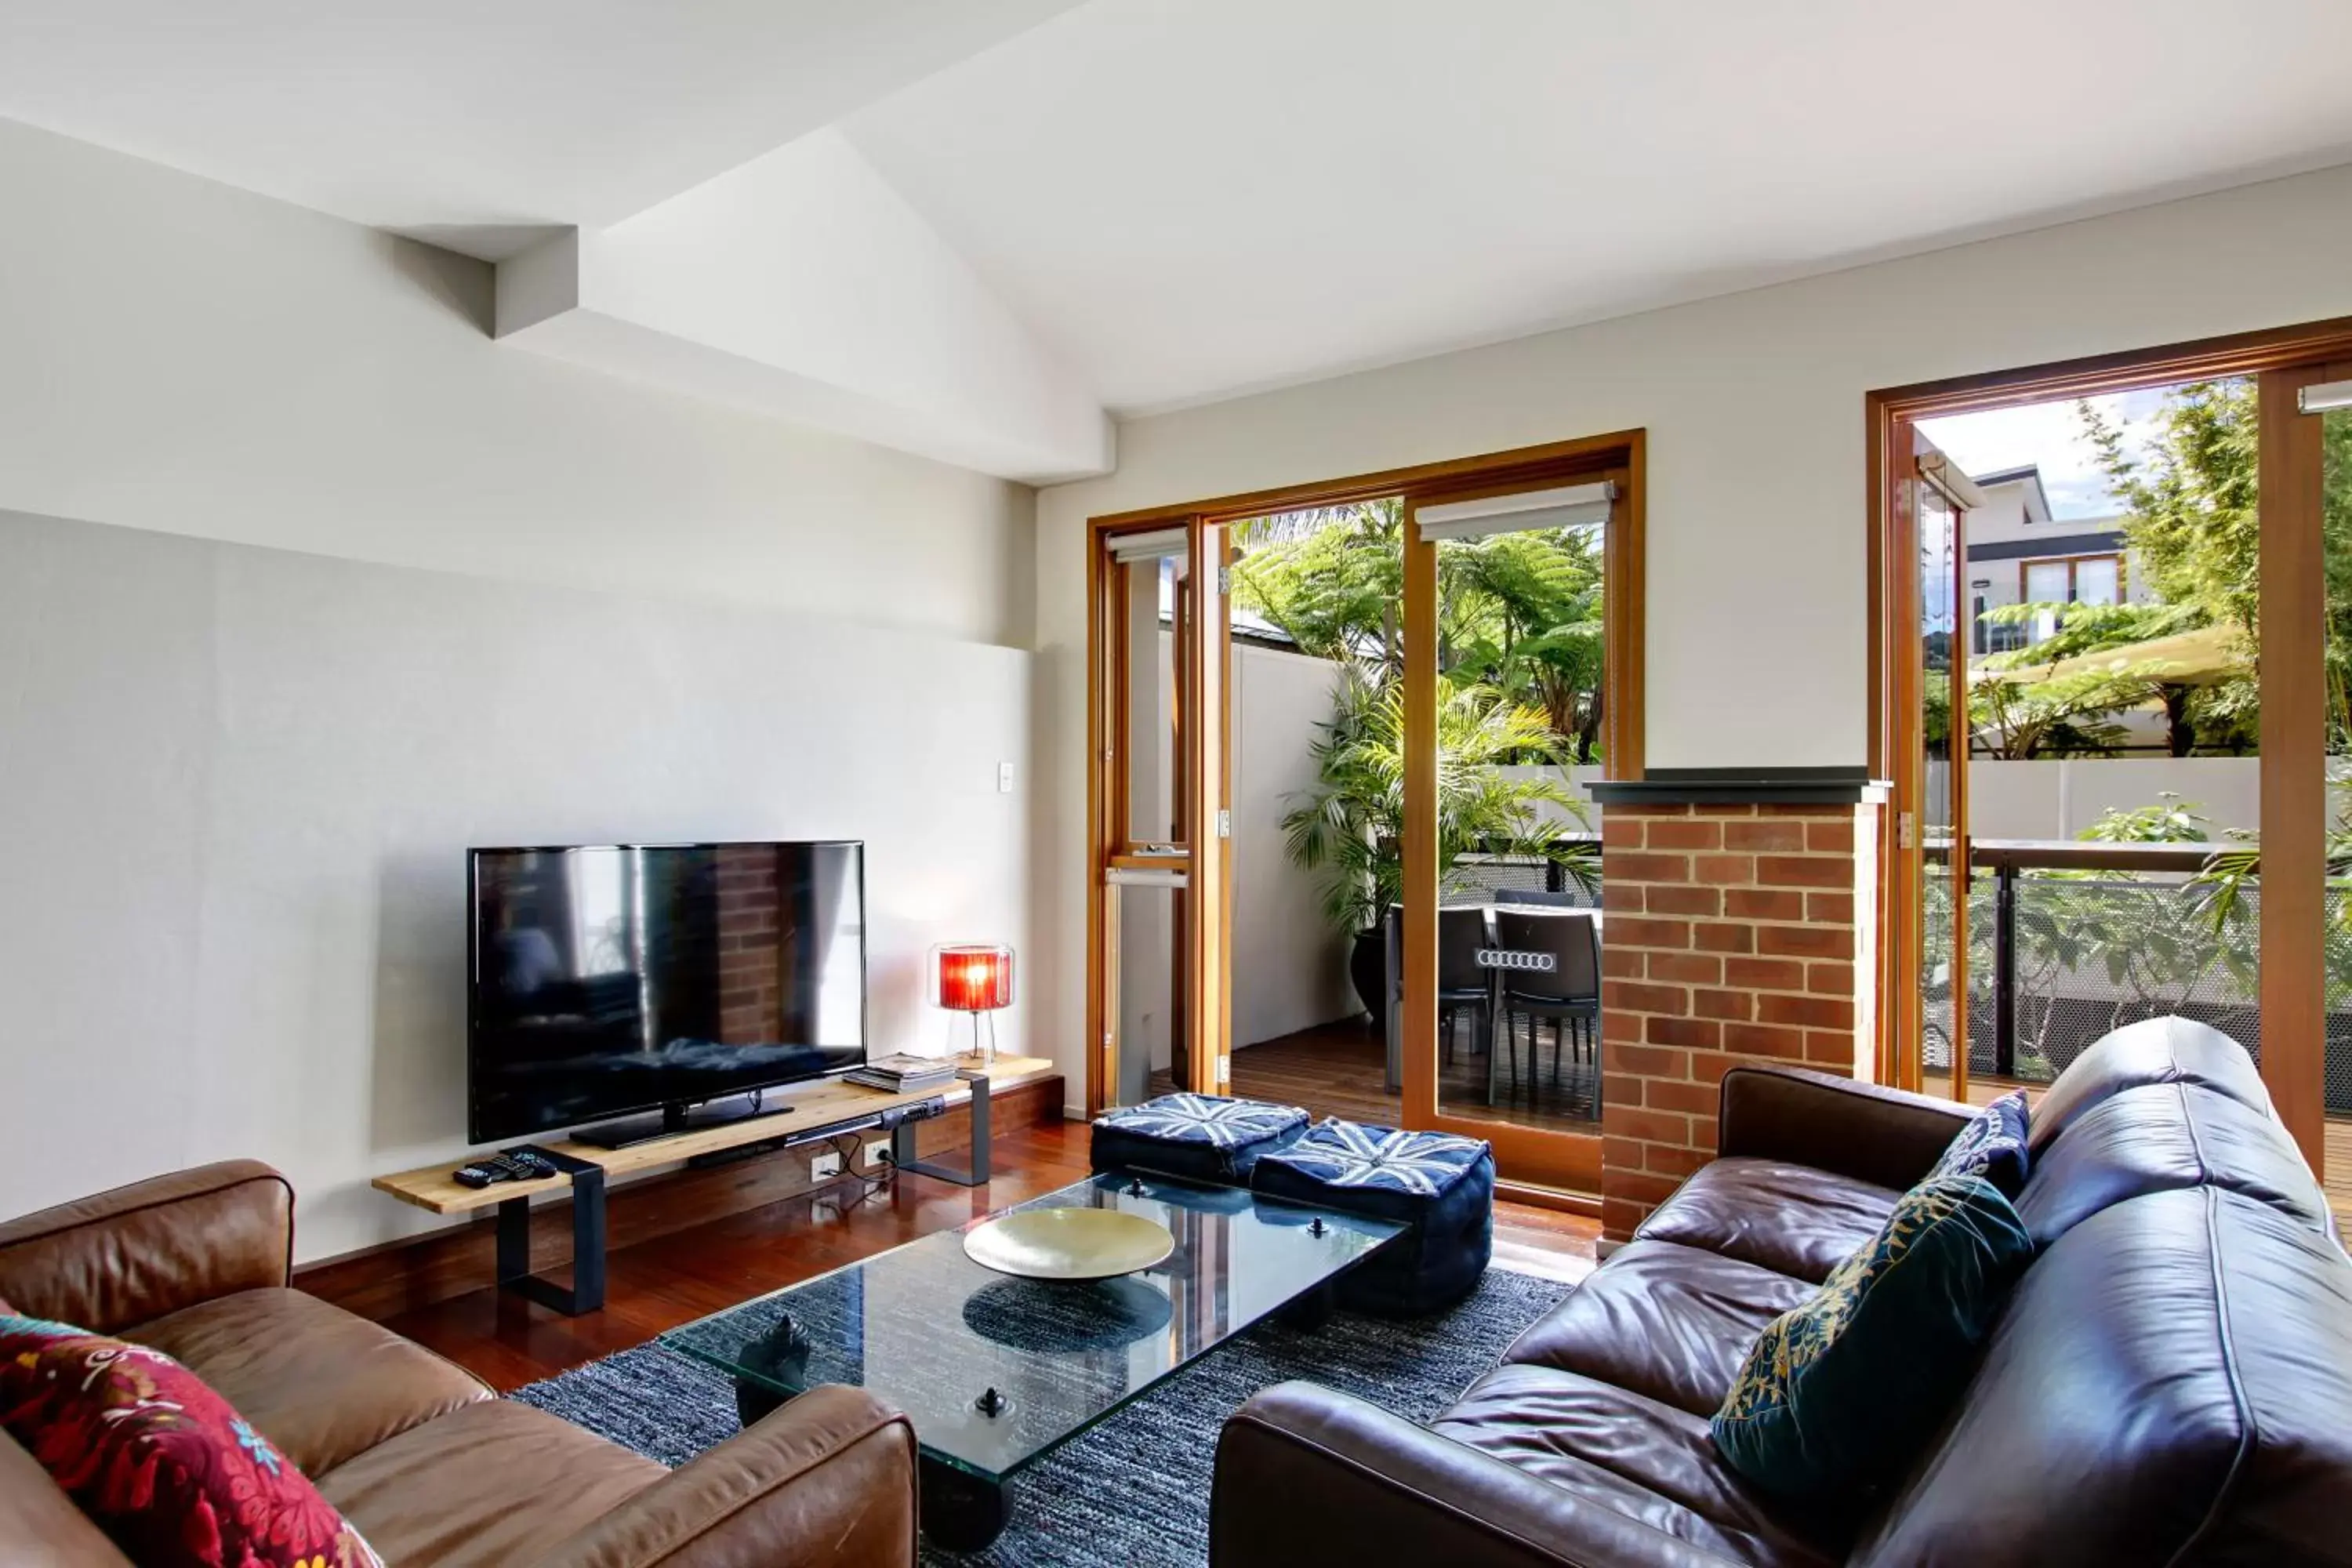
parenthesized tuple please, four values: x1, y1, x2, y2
(1282, 669, 1597, 1026)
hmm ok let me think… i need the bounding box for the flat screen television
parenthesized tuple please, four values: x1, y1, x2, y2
(467, 840, 866, 1145)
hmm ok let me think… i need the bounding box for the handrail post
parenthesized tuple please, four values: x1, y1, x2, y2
(1994, 860, 2017, 1080)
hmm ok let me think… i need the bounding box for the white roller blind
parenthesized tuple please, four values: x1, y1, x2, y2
(1108, 526, 1189, 564)
(1414, 481, 1616, 543)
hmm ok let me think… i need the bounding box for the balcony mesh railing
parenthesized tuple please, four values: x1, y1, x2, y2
(1926, 839, 2352, 1112)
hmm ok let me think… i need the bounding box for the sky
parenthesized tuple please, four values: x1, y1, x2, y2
(1917, 387, 2175, 521)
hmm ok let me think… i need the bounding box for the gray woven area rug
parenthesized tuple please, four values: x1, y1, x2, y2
(512, 1264, 1573, 1568)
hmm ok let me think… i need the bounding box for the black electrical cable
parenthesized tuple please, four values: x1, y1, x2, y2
(818, 1129, 894, 1207)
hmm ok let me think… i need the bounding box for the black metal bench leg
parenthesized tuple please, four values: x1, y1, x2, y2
(496, 1162, 605, 1316)
(892, 1073, 992, 1187)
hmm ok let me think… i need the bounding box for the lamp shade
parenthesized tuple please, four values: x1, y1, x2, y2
(935, 944, 1014, 1012)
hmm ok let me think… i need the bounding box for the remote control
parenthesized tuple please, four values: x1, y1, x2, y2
(452, 1149, 561, 1188)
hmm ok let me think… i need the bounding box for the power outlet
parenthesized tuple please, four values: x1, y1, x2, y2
(809, 1151, 843, 1181)
(866, 1138, 893, 1169)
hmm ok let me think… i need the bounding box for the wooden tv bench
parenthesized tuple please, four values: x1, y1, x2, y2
(373, 1054, 1055, 1315)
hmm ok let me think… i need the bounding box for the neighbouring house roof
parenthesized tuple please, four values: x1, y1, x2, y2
(1966, 529, 2125, 562)
(1969, 463, 2055, 524)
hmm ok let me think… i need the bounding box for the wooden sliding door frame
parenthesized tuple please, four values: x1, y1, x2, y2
(1865, 315, 2352, 1161)
(1087, 430, 1647, 1200)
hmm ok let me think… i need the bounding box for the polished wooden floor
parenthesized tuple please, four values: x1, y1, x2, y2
(385, 1118, 1599, 1393)
(1149, 1018, 1600, 1136)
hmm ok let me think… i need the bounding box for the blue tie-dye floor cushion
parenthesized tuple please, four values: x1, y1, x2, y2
(1251, 1120, 1495, 1317)
(1089, 1093, 1311, 1185)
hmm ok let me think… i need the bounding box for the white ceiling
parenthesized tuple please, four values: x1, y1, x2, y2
(845, 0, 2352, 412)
(4, 0, 2352, 441)
(0, 0, 1082, 257)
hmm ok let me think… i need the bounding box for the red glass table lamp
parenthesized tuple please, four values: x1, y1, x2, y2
(933, 943, 1014, 1064)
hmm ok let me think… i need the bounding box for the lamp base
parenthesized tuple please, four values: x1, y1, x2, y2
(946, 1009, 1000, 1066)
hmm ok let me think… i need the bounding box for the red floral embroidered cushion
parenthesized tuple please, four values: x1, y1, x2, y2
(0, 1310, 380, 1568)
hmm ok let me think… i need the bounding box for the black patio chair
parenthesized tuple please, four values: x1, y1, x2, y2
(1494, 909, 1601, 1100)
(1437, 905, 1494, 1079)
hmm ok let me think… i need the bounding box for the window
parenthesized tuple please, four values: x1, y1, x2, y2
(2020, 554, 2124, 642)
(2075, 555, 2120, 607)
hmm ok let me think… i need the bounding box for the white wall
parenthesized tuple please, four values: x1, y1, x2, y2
(0, 114, 1036, 649)
(1959, 757, 2352, 841)
(1030, 161, 2352, 1098)
(1231, 644, 1356, 1047)
(0, 116, 1047, 1259)
(0, 509, 1033, 1264)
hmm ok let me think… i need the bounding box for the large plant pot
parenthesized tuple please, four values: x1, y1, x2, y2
(1348, 927, 1388, 1030)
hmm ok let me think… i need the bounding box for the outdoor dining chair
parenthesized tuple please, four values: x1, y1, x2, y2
(1492, 908, 1601, 1104)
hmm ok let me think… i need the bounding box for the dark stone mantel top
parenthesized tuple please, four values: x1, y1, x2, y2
(1584, 767, 1892, 806)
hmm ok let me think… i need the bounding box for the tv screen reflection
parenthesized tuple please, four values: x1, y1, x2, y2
(469, 842, 866, 1140)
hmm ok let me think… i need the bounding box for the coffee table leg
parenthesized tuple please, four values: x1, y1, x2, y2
(734, 1378, 784, 1428)
(1278, 1281, 1335, 1331)
(920, 1454, 1007, 1551)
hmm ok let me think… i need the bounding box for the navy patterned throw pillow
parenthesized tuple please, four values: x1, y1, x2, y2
(1711, 1173, 2034, 1502)
(1928, 1089, 2031, 1196)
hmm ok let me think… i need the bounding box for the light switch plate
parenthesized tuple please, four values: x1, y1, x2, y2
(997, 761, 1015, 793)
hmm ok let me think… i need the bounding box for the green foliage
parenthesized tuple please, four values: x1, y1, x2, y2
(1441, 528, 1607, 763)
(1965, 665, 2157, 760)
(2074, 379, 2352, 746)
(1279, 669, 1595, 935)
(1232, 503, 1608, 761)
(1236, 502, 1610, 934)
(1232, 500, 1406, 673)
(2076, 793, 2211, 844)
(1974, 600, 2191, 666)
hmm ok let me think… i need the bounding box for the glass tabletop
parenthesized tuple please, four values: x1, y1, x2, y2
(659, 1171, 1406, 1483)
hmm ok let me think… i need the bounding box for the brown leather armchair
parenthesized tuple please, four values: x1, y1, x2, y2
(1214, 1018, 2352, 1567)
(0, 1161, 917, 1568)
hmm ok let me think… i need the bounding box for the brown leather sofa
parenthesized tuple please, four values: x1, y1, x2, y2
(0, 1160, 917, 1567)
(1214, 1017, 2352, 1566)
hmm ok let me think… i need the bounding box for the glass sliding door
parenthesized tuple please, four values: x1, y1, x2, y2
(1089, 519, 1231, 1113)
(1401, 463, 1634, 1195)
(1891, 438, 1978, 1098)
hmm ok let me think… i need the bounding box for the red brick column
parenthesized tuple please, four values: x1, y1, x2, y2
(1599, 800, 1880, 1241)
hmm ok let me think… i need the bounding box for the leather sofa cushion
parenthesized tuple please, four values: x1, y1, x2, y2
(2028, 1014, 2272, 1152)
(0, 1430, 136, 1567)
(316, 1399, 662, 1568)
(1849, 1187, 2352, 1567)
(1431, 1363, 1846, 1568)
(129, 1288, 489, 1476)
(1633, 1157, 1899, 1283)
(2018, 1080, 2332, 1247)
(1504, 1239, 1813, 1417)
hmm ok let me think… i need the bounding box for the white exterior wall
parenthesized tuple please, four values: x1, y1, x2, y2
(1231, 644, 1357, 1048)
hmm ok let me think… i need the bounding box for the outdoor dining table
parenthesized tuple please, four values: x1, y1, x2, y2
(1381, 904, 1604, 1094)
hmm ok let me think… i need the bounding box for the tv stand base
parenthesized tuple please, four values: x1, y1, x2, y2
(496, 1147, 606, 1315)
(890, 1071, 991, 1186)
(374, 1057, 1052, 1319)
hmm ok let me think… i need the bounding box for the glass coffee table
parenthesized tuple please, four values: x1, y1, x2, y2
(660, 1171, 1406, 1548)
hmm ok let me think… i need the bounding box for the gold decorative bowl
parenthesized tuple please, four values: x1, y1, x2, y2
(963, 1207, 1176, 1282)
